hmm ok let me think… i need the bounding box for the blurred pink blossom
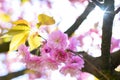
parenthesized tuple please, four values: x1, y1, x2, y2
(68, 37, 80, 51)
(18, 44, 30, 62)
(26, 56, 43, 72)
(42, 57, 59, 70)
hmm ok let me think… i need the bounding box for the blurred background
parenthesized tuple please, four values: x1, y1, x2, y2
(0, 0, 120, 80)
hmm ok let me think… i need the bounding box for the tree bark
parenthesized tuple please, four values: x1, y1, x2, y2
(65, 2, 95, 37)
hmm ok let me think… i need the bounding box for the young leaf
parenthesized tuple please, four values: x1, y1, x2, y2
(37, 14, 55, 27)
(28, 33, 42, 51)
(9, 32, 29, 51)
(13, 19, 29, 26)
(7, 25, 30, 35)
(5, 19, 31, 51)
(7, 19, 30, 36)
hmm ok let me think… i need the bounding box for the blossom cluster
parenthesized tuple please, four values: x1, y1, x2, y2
(18, 30, 84, 79)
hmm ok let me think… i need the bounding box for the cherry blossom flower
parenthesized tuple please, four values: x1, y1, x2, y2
(18, 44, 30, 62)
(60, 64, 81, 77)
(17, 31, 85, 79)
(68, 56, 84, 70)
(50, 50, 68, 63)
(25, 56, 43, 71)
(77, 35, 84, 47)
(47, 30, 68, 50)
(68, 37, 80, 51)
(41, 57, 59, 70)
(60, 56, 84, 76)
(40, 43, 51, 56)
(18, 44, 44, 71)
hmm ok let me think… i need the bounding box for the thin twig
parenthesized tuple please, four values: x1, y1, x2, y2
(65, 2, 95, 37)
(115, 7, 120, 14)
(0, 69, 26, 80)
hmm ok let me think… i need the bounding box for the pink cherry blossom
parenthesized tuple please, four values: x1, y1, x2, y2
(68, 37, 79, 51)
(77, 35, 84, 47)
(18, 44, 44, 71)
(42, 57, 59, 70)
(26, 56, 43, 71)
(68, 56, 84, 70)
(40, 43, 52, 57)
(60, 56, 84, 76)
(18, 44, 30, 62)
(50, 50, 68, 63)
(60, 64, 81, 77)
(47, 30, 68, 50)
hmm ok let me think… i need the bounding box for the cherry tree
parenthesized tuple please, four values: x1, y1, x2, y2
(0, 0, 120, 80)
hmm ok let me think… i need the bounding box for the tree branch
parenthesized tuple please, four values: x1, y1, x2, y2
(101, 0, 115, 71)
(81, 50, 120, 79)
(65, 2, 95, 37)
(115, 7, 120, 14)
(0, 69, 26, 80)
(82, 53, 109, 80)
(0, 42, 10, 53)
(92, 0, 104, 10)
(111, 50, 120, 70)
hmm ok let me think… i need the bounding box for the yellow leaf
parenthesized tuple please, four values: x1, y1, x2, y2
(0, 34, 11, 38)
(7, 25, 30, 35)
(0, 34, 11, 42)
(28, 33, 42, 51)
(9, 32, 29, 51)
(13, 19, 29, 26)
(37, 14, 55, 27)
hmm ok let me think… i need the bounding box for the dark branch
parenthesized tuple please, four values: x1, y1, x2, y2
(70, 50, 110, 79)
(81, 53, 109, 80)
(111, 50, 120, 70)
(65, 2, 95, 37)
(115, 7, 120, 14)
(92, 0, 104, 10)
(0, 42, 10, 53)
(0, 69, 26, 80)
(82, 50, 120, 79)
(101, 0, 115, 71)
